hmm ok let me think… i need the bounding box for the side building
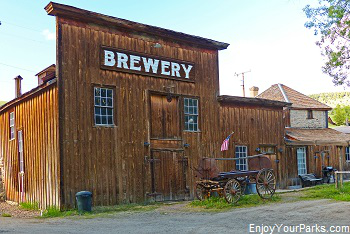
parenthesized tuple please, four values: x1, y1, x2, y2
(0, 2, 289, 209)
(258, 84, 350, 186)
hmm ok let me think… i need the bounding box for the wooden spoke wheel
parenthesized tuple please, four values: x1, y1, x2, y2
(196, 184, 209, 201)
(256, 169, 276, 199)
(224, 178, 242, 204)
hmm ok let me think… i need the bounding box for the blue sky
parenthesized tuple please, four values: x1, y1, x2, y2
(0, 0, 348, 101)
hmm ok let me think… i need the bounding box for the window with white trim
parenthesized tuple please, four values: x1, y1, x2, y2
(94, 87, 114, 126)
(9, 112, 15, 140)
(297, 147, 307, 175)
(184, 98, 199, 131)
(346, 147, 350, 162)
(235, 145, 248, 171)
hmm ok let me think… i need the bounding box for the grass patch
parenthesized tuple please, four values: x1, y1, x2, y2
(40, 203, 159, 218)
(190, 194, 281, 210)
(1, 213, 12, 217)
(41, 206, 77, 218)
(20, 202, 39, 210)
(300, 182, 350, 201)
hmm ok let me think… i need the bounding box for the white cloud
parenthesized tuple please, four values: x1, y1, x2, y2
(42, 29, 55, 40)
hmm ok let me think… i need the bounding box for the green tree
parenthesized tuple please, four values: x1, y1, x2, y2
(304, 1, 350, 87)
(331, 104, 350, 125)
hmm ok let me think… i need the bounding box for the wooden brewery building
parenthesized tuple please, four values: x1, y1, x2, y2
(0, 2, 290, 209)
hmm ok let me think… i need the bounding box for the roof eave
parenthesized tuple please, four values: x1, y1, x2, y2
(217, 95, 291, 108)
(285, 139, 349, 146)
(289, 107, 332, 111)
(45, 2, 230, 50)
(0, 80, 57, 114)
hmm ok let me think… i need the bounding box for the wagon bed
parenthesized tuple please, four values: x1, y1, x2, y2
(194, 154, 276, 203)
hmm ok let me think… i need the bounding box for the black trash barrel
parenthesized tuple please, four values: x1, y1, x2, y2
(76, 191, 92, 213)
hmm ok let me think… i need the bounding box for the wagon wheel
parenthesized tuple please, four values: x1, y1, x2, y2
(256, 169, 276, 199)
(196, 184, 209, 201)
(223, 179, 242, 204)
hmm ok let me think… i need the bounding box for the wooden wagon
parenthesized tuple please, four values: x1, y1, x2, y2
(194, 154, 276, 203)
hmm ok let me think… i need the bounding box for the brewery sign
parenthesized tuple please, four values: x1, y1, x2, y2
(101, 46, 195, 81)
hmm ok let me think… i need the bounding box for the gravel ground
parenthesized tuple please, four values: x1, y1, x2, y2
(0, 201, 39, 218)
(0, 199, 350, 234)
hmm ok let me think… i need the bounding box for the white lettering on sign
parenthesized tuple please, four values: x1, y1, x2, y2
(161, 61, 170, 76)
(181, 64, 193, 79)
(104, 50, 115, 67)
(116, 52, 129, 69)
(102, 48, 195, 80)
(130, 55, 141, 71)
(142, 57, 159, 74)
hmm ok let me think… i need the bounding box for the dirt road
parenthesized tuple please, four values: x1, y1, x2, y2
(1, 199, 350, 234)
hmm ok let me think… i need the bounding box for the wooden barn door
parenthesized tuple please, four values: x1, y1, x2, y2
(149, 94, 187, 201)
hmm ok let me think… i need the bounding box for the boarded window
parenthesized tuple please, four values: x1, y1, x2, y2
(297, 147, 307, 175)
(94, 87, 114, 126)
(9, 112, 15, 140)
(184, 98, 198, 131)
(235, 145, 248, 171)
(346, 147, 350, 162)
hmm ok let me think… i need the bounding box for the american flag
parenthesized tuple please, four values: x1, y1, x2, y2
(221, 132, 234, 151)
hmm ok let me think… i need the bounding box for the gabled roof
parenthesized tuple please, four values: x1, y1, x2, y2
(257, 84, 332, 110)
(285, 128, 350, 146)
(45, 2, 229, 50)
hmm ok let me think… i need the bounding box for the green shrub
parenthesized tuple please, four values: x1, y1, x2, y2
(20, 202, 39, 210)
(1, 213, 11, 217)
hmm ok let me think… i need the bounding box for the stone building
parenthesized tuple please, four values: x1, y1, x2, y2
(258, 84, 350, 186)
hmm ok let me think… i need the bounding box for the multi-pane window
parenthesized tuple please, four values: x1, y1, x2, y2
(346, 147, 350, 162)
(184, 98, 198, 131)
(94, 87, 114, 126)
(9, 112, 15, 140)
(18, 130, 24, 173)
(297, 147, 307, 175)
(235, 146, 248, 171)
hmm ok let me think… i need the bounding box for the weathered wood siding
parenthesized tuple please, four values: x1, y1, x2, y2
(219, 104, 286, 187)
(285, 145, 348, 186)
(0, 83, 59, 208)
(57, 17, 287, 208)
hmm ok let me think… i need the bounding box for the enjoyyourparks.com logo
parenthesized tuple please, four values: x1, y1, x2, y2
(249, 223, 350, 233)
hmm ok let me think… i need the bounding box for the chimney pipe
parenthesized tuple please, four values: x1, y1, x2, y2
(249, 86, 259, 97)
(14, 75, 23, 98)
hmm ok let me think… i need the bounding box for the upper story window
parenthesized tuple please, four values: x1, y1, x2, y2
(235, 145, 248, 171)
(184, 98, 199, 132)
(346, 147, 350, 162)
(9, 112, 15, 140)
(94, 87, 114, 126)
(307, 110, 313, 119)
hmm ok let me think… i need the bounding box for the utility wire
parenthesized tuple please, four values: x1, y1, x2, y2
(0, 32, 52, 46)
(0, 62, 36, 73)
(0, 20, 43, 33)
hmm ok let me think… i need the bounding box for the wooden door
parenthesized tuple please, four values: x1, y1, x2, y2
(149, 94, 187, 201)
(150, 150, 188, 201)
(150, 94, 180, 140)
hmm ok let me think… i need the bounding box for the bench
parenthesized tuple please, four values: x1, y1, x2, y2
(299, 174, 323, 188)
